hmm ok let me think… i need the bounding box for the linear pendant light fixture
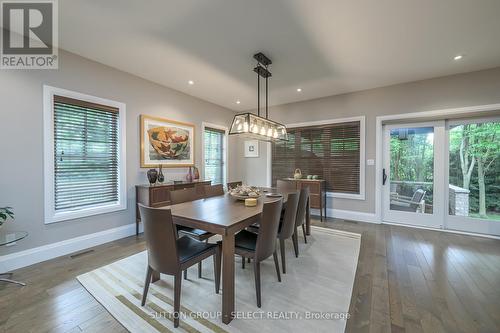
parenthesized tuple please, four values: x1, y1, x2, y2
(229, 52, 288, 142)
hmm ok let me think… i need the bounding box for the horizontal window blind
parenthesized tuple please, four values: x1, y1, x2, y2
(272, 121, 361, 193)
(53, 95, 119, 211)
(204, 127, 225, 185)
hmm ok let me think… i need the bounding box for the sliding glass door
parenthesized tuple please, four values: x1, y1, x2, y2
(446, 118, 500, 235)
(382, 121, 445, 228)
(382, 117, 500, 236)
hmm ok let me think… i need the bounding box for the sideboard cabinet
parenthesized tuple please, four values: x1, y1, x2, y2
(135, 180, 211, 235)
(281, 178, 327, 221)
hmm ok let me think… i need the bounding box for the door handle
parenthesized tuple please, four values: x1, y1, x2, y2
(382, 168, 387, 185)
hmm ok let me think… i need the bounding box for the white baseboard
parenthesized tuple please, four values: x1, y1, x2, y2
(311, 208, 380, 224)
(0, 223, 143, 272)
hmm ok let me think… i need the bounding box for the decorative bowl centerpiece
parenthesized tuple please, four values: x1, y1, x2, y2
(229, 185, 261, 200)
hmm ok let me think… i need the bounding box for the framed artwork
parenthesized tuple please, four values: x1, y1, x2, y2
(140, 115, 195, 168)
(244, 140, 259, 158)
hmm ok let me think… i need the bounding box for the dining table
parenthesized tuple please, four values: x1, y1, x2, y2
(160, 187, 310, 324)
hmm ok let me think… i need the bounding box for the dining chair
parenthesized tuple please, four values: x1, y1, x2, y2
(170, 187, 215, 278)
(276, 179, 296, 190)
(292, 187, 309, 257)
(226, 181, 242, 190)
(229, 199, 283, 308)
(203, 184, 225, 198)
(276, 191, 300, 274)
(138, 204, 221, 328)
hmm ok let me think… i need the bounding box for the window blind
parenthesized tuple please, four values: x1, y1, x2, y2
(53, 95, 119, 211)
(204, 127, 225, 185)
(272, 121, 361, 193)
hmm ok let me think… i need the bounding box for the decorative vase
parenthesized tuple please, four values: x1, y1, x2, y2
(157, 165, 165, 183)
(293, 168, 302, 179)
(147, 169, 158, 185)
(193, 166, 200, 180)
(186, 167, 193, 182)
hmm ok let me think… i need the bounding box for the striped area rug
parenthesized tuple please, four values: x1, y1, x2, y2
(77, 226, 361, 333)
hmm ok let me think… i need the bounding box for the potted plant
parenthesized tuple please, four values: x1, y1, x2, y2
(0, 207, 14, 228)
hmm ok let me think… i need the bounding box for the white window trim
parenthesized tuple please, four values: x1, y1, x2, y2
(201, 122, 228, 186)
(268, 116, 366, 200)
(43, 85, 127, 224)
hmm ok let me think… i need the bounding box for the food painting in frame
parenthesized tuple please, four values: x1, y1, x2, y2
(140, 115, 195, 168)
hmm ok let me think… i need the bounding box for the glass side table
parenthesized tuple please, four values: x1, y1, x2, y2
(0, 231, 28, 286)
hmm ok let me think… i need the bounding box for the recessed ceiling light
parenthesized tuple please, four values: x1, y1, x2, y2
(296, 88, 302, 92)
(188, 80, 194, 85)
(236, 100, 241, 104)
(453, 55, 463, 61)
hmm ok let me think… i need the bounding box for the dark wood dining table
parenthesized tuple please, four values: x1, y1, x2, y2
(162, 187, 310, 324)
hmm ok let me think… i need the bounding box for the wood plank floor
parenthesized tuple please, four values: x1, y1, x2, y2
(1, 218, 499, 333)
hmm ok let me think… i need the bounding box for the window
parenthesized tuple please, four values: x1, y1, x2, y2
(44, 86, 126, 223)
(203, 126, 226, 185)
(272, 117, 364, 198)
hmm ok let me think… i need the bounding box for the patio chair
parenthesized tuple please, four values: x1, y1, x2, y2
(390, 189, 426, 212)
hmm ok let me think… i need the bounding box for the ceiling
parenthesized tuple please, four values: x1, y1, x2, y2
(58, 0, 500, 111)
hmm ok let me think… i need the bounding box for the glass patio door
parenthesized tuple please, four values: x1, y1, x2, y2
(382, 121, 445, 228)
(446, 117, 500, 236)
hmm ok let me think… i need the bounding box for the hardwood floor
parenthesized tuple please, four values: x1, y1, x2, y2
(1, 218, 499, 333)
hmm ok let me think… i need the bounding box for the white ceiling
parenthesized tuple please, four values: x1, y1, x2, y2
(59, 0, 500, 111)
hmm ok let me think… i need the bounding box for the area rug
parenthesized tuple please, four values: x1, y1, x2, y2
(77, 226, 361, 333)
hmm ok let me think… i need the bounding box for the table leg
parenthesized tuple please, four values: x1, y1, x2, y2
(221, 233, 235, 324)
(306, 199, 311, 236)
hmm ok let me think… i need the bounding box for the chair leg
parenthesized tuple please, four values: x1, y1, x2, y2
(141, 266, 153, 306)
(279, 238, 286, 274)
(173, 273, 182, 328)
(183, 269, 187, 280)
(242, 256, 246, 269)
(273, 250, 281, 282)
(198, 262, 202, 278)
(292, 229, 299, 257)
(302, 224, 308, 244)
(214, 245, 221, 294)
(253, 261, 261, 308)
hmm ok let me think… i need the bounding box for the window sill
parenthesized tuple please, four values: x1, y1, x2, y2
(326, 192, 365, 201)
(45, 202, 127, 224)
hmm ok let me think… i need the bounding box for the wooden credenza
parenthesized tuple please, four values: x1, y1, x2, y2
(135, 180, 211, 235)
(281, 178, 327, 221)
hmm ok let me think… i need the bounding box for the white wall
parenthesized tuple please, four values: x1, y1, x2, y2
(0, 50, 238, 255)
(236, 67, 500, 214)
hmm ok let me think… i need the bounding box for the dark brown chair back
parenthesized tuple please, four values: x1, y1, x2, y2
(278, 191, 300, 240)
(255, 199, 283, 262)
(277, 180, 296, 190)
(204, 184, 224, 198)
(138, 204, 179, 275)
(227, 181, 242, 190)
(295, 187, 309, 227)
(170, 187, 198, 205)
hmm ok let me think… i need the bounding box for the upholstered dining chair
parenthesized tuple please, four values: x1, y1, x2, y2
(203, 184, 225, 198)
(226, 199, 283, 308)
(276, 179, 296, 190)
(276, 191, 300, 274)
(138, 204, 221, 328)
(292, 187, 309, 257)
(170, 187, 215, 278)
(226, 181, 242, 190)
